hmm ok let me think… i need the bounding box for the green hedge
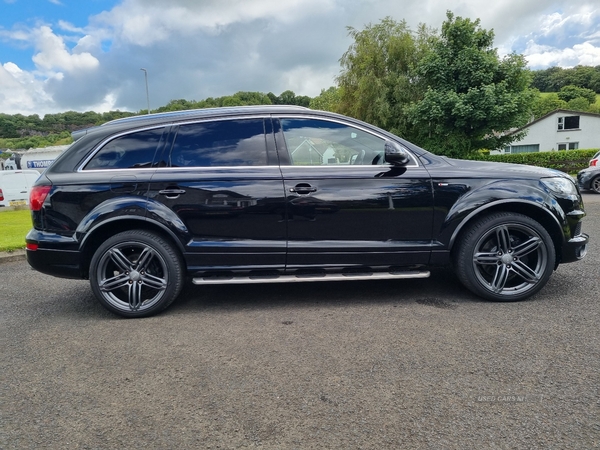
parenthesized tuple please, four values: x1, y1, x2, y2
(468, 149, 598, 174)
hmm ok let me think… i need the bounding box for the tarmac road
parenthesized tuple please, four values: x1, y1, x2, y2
(1, 194, 599, 449)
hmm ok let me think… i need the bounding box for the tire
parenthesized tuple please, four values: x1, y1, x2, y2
(591, 175, 600, 194)
(454, 212, 555, 302)
(89, 230, 184, 318)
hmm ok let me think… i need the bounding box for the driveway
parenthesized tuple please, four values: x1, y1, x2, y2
(1, 194, 599, 449)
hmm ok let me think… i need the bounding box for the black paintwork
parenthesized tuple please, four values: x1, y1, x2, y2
(26, 106, 589, 280)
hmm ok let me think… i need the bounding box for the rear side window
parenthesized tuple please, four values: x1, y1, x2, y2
(168, 119, 266, 167)
(84, 128, 165, 170)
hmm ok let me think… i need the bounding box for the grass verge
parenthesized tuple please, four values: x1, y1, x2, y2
(0, 208, 32, 252)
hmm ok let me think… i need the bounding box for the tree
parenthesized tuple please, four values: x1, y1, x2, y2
(557, 85, 596, 104)
(408, 11, 535, 157)
(336, 17, 433, 136)
(531, 65, 600, 93)
(267, 90, 311, 107)
(530, 92, 567, 119)
(310, 87, 341, 112)
(531, 67, 563, 92)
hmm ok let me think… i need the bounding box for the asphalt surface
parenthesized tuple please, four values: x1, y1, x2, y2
(1, 194, 599, 449)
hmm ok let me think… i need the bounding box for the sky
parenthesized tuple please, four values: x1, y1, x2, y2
(0, 0, 599, 116)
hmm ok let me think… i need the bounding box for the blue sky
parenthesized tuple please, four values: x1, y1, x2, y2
(1, 0, 118, 70)
(1, 0, 599, 115)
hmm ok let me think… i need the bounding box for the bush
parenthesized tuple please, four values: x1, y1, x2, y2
(467, 149, 598, 174)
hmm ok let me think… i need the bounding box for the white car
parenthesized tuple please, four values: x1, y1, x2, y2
(590, 150, 600, 167)
(0, 170, 40, 207)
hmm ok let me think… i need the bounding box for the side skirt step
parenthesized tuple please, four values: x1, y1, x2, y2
(192, 270, 430, 285)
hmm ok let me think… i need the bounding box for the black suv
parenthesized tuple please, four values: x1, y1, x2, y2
(26, 106, 589, 317)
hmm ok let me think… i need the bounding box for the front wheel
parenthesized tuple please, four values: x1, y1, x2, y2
(454, 213, 556, 302)
(591, 175, 600, 194)
(89, 230, 184, 318)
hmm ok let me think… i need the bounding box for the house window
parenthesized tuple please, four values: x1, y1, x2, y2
(557, 116, 580, 130)
(557, 142, 579, 151)
(508, 144, 540, 154)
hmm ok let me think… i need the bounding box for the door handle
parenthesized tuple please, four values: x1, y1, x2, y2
(290, 184, 317, 195)
(159, 189, 186, 198)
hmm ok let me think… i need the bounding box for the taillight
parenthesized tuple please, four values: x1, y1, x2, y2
(591, 159, 598, 167)
(0, 188, 3, 201)
(30, 185, 51, 211)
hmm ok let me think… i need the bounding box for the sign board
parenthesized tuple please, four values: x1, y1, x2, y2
(27, 160, 55, 169)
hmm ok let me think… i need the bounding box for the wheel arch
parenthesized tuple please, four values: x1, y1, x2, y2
(79, 217, 186, 279)
(448, 200, 565, 266)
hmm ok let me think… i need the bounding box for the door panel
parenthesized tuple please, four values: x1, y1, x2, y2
(148, 118, 287, 272)
(277, 118, 434, 270)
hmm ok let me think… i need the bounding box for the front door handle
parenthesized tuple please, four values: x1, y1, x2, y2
(290, 184, 317, 195)
(159, 188, 186, 198)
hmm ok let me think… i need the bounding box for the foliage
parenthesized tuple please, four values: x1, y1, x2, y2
(310, 87, 341, 112)
(336, 17, 433, 136)
(0, 111, 134, 140)
(0, 209, 31, 252)
(0, 131, 72, 150)
(530, 91, 567, 118)
(557, 85, 597, 104)
(531, 65, 600, 93)
(567, 97, 593, 111)
(154, 90, 310, 114)
(408, 11, 535, 157)
(468, 148, 598, 174)
(268, 90, 311, 107)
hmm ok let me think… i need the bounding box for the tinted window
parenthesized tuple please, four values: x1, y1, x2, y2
(169, 119, 266, 167)
(85, 128, 164, 170)
(564, 116, 580, 129)
(280, 119, 385, 166)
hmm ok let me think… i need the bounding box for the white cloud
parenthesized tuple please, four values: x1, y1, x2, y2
(93, 0, 337, 46)
(31, 26, 99, 72)
(525, 40, 600, 68)
(0, 62, 55, 114)
(1, 0, 600, 116)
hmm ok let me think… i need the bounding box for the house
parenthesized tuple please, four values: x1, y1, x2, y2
(494, 109, 600, 154)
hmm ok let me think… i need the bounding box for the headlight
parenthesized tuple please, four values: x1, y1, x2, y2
(541, 177, 578, 196)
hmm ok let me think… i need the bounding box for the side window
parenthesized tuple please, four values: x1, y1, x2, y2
(169, 119, 266, 167)
(85, 128, 164, 170)
(280, 119, 386, 166)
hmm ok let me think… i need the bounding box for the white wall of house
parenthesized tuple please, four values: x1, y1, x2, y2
(494, 110, 600, 154)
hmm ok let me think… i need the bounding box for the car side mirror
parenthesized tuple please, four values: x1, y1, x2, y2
(384, 141, 410, 166)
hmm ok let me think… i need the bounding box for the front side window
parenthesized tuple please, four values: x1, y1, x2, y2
(169, 119, 266, 167)
(85, 128, 165, 170)
(280, 119, 386, 166)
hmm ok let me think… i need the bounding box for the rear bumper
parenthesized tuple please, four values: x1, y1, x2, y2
(26, 228, 83, 279)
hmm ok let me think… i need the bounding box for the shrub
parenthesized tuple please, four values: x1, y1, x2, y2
(467, 149, 598, 174)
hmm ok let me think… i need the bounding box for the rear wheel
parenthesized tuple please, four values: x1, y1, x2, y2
(454, 213, 555, 301)
(89, 230, 184, 318)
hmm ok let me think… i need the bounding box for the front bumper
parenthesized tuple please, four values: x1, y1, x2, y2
(560, 233, 589, 264)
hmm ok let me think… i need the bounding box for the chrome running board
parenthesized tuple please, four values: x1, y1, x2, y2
(192, 270, 430, 285)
